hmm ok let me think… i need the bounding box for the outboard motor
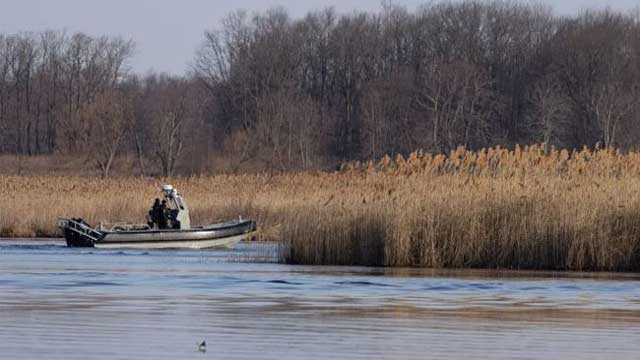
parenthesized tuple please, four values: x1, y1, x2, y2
(59, 218, 103, 247)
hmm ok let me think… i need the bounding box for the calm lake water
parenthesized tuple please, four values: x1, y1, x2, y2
(1, 240, 639, 360)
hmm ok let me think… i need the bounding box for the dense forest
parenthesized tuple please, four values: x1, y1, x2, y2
(0, 1, 639, 176)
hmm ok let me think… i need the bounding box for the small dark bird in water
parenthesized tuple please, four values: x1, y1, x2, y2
(198, 341, 207, 353)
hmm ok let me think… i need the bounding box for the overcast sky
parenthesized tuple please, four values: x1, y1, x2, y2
(1, 0, 638, 75)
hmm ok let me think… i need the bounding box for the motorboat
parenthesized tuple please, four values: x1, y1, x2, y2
(59, 185, 256, 249)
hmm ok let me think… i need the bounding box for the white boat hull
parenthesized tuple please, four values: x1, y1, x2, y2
(61, 218, 256, 249)
(95, 233, 248, 250)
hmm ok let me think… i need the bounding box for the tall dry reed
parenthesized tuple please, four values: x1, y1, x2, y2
(283, 144, 640, 271)
(2, 144, 640, 271)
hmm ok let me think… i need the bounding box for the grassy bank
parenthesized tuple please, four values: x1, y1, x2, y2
(2, 144, 640, 271)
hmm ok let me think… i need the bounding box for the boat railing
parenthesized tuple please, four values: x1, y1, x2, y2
(58, 218, 104, 243)
(98, 222, 152, 232)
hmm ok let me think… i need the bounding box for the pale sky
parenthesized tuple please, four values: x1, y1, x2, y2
(0, 0, 638, 75)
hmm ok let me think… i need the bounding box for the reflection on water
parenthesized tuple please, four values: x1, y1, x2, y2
(1, 240, 639, 359)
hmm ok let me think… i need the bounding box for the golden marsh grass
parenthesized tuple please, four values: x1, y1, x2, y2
(2, 144, 640, 271)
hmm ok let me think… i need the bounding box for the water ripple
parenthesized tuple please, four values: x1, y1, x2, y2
(1, 239, 640, 360)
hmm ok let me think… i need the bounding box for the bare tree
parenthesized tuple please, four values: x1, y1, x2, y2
(79, 90, 132, 177)
(554, 10, 638, 148)
(526, 76, 570, 146)
(417, 61, 495, 151)
(144, 78, 193, 177)
(253, 85, 323, 170)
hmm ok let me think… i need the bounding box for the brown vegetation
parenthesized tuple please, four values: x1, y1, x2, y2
(2, 144, 640, 271)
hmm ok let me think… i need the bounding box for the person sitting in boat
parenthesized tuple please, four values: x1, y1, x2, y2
(148, 198, 161, 229)
(159, 200, 169, 229)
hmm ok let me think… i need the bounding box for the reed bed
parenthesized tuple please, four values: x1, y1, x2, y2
(2, 144, 640, 271)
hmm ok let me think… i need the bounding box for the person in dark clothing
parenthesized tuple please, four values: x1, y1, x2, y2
(169, 208, 180, 229)
(148, 198, 161, 228)
(158, 200, 169, 229)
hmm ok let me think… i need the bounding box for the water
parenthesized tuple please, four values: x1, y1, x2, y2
(1, 240, 639, 360)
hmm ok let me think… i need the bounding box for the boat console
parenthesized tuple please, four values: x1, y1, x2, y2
(161, 185, 190, 229)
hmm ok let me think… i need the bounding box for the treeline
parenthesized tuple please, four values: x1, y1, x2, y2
(0, 31, 206, 176)
(0, 32, 133, 157)
(1, 2, 640, 176)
